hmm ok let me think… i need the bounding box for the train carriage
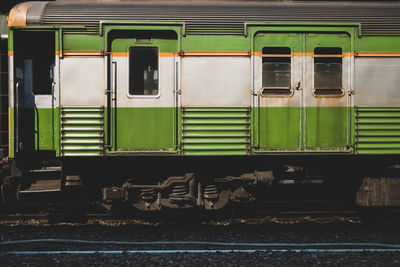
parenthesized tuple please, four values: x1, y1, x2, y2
(2, 1, 400, 211)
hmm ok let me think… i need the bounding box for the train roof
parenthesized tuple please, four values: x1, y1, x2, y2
(8, 1, 400, 36)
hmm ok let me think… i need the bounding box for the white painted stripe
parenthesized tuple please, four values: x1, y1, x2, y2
(355, 57, 400, 107)
(60, 57, 105, 107)
(182, 56, 251, 107)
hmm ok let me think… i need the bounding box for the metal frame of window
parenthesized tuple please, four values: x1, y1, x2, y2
(261, 47, 293, 97)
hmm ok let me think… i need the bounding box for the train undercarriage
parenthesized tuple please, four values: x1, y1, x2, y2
(2, 156, 400, 214)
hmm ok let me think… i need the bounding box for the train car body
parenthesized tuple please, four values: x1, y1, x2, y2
(3, 1, 400, 210)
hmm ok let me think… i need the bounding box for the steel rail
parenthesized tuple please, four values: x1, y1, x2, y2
(4, 249, 400, 255)
(2, 239, 400, 249)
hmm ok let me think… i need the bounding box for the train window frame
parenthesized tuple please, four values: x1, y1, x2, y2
(127, 46, 161, 99)
(261, 47, 293, 97)
(312, 47, 344, 97)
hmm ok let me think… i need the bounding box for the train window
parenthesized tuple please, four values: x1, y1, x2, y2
(129, 47, 158, 96)
(261, 47, 291, 96)
(314, 47, 343, 96)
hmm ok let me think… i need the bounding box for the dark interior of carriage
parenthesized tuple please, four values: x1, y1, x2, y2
(13, 31, 55, 154)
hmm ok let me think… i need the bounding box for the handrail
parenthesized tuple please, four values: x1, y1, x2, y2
(51, 81, 56, 151)
(15, 81, 21, 153)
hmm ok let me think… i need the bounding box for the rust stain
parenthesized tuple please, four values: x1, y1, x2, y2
(7, 3, 28, 27)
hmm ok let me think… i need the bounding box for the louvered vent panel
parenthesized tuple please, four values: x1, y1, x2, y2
(182, 107, 251, 155)
(61, 107, 104, 156)
(356, 107, 400, 154)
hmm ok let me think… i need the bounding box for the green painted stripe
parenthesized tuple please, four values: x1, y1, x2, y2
(357, 118, 400, 124)
(184, 108, 249, 112)
(183, 125, 250, 131)
(183, 137, 250, 144)
(357, 136, 400, 143)
(183, 132, 250, 137)
(183, 150, 249, 156)
(183, 113, 249, 118)
(357, 112, 400, 118)
(183, 119, 249, 125)
(357, 125, 400, 130)
(357, 143, 400, 149)
(356, 130, 400, 136)
(357, 149, 400, 155)
(356, 107, 400, 112)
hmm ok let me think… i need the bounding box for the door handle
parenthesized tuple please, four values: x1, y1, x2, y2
(295, 80, 301, 91)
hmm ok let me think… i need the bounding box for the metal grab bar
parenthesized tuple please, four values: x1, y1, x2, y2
(34, 106, 39, 151)
(15, 81, 21, 153)
(112, 61, 117, 150)
(51, 81, 56, 151)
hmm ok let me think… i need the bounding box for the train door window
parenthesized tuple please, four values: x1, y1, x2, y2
(129, 47, 159, 96)
(313, 47, 343, 96)
(261, 47, 291, 96)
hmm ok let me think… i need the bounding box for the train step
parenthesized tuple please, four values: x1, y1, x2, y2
(20, 167, 62, 193)
(19, 179, 61, 193)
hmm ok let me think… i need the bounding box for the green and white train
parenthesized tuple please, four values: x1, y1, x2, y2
(2, 1, 400, 210)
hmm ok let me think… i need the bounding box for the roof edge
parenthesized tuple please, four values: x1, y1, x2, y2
(8, 2, 49, 27)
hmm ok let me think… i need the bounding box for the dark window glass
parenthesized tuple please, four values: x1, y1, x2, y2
(262, 47, 291, 55)
(314, 47, 343, 95)
(314, 47, 342, 55)
(129, 47, 158, 96)
(14, 31, 55, 95)
(262, 47, 291, 96)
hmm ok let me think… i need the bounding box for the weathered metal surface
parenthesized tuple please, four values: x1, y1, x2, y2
(181, 56, 251, 107)
(61, 107, 104, 156)
(356, 107, 400, 154)
(355, 58, 400, 107)
(182, 107, 251, 155)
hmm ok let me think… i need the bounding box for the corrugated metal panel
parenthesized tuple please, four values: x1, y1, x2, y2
(356, 107, 400, 154)
(61, 107, 104, 156)
(182, 107, 250, 155)
(37, 2, 400, 36)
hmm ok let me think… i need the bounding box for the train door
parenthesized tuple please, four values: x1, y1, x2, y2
(254, 32, 303, 150)
(109, 31, 179, 152)
(304, 33, 351, 150)
(254, 32, 352, 151)
(13, 31, 57, 157)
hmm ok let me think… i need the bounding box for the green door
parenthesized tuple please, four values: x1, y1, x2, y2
(254, 32, 303, 150)
(109, 32, 179, 152)
(254, 32, 352, 151)
(304, 33, 351, 150)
